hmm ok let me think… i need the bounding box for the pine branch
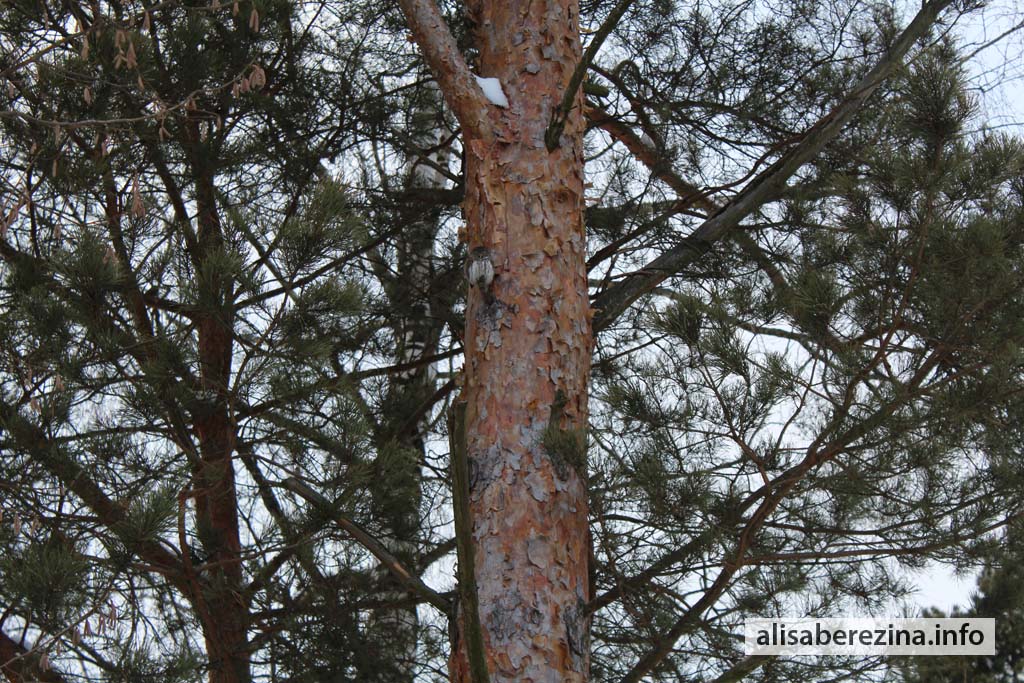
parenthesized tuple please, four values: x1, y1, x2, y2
(545, 0, 638, 150)
(592, 0, 957, 334)
(0, 401, 185, 582)
(280, 477, 451, 613)
(396, 0, 493, 140)
(618, 339, 947, 683)
(238, 442, 330, 598)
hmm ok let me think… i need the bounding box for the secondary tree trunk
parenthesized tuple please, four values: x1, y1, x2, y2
(448, 0, 593, 680)
(365, 83, 450, 682)
(190, 162, 251, 683)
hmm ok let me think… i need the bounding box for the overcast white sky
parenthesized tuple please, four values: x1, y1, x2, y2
(958, 0, 1024, 128)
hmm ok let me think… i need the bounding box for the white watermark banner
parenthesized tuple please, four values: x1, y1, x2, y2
(744, 618, 995, 655)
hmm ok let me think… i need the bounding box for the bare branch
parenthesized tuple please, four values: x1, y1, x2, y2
(280, 477, 452, 613)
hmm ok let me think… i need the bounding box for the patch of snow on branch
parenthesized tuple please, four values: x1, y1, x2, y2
(474, 76, 509, 108)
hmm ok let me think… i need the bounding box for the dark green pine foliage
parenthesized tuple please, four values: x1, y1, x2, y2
(898, 521, 1024, 683)
(2, 0, 1024, 682)
(586, 26, 1024, 683)
(0, 1, 453, 682)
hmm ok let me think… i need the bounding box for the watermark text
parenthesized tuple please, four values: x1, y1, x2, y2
(744, 618, 995, 655)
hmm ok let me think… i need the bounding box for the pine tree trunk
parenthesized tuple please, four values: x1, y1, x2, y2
(191, 166, 251, 683)
(449, 0, 593, 679)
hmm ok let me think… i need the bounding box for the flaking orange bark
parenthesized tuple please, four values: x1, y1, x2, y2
(450, 0, 593, 680)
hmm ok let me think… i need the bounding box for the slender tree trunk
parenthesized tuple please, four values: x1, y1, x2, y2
(447, 0, 593, 679)
(190, 156, 250, 683)
(365, 84, 450, 682)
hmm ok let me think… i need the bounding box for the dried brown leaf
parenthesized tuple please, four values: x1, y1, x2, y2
(249, 64, 266, 90)
(131, 174, 145, 217)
